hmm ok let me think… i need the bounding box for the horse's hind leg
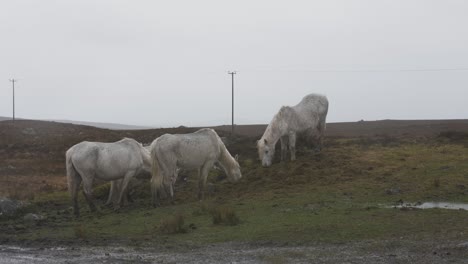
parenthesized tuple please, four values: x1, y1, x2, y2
(163, 178, 175, 205)
(280, 136, 289, 162)
(82, 178, 97, 213)
(151, 176, 161, 207)
(70, 175, 82, 218)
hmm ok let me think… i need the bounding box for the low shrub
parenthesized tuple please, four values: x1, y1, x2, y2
(211, 206, 240, 226)
(159, 214, 187, 234)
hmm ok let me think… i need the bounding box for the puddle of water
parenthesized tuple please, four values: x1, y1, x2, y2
(389, 202, 468, 211)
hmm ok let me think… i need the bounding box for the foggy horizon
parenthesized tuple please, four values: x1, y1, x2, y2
(3, 115, 468, 130)
(1, 1, 467, 127)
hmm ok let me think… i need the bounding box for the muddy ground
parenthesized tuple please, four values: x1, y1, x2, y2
(1, 240, 468, 264)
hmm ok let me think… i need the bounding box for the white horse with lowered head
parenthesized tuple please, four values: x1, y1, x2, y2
(66, 138, 151, 217)
(149, 128, 242, 207)
(257, 93, 329, 167)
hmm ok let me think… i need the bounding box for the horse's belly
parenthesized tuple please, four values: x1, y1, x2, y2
(177, 155, 209, 170)
(95, 164, 133, 181)
(177, 160, 202, 170)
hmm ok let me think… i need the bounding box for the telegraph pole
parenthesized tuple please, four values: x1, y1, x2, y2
(9, 79, 17, 122)
(228, 71, 236, 137)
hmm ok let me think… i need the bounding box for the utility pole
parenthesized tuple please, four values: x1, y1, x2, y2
(228, 71, 236, 137)
(9, 79, 17, 122)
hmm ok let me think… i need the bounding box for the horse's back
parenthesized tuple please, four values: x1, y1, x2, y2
(153, 129, 221, 169)
(68, 141, 98, 158)
(156, 129, 219, 152)
(296, 94, 328, 112)
(283, 94, 326, 131)
(68, 139, 144, 178)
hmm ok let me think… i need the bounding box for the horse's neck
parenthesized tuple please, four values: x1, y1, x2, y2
(218, 143, 236, 172)
(263, 114, 287, 144)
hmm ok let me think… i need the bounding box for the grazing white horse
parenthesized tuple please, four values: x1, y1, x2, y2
(257, 93, 329, 167)
(66, 138, 151, 217)
(150, 128, 242, 206)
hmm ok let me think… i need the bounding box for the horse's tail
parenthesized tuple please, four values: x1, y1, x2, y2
(150, 141, 163, 207)
(65, 149, 79, 194)
(317, 96, 329, 133)
(66, 148, 83, 216)
(314, 96, 329, 151)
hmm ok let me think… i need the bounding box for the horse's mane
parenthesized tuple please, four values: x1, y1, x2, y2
(217, 137, 238, 170)
(277, 106, 295, 121)
(262, 106, 295, 144)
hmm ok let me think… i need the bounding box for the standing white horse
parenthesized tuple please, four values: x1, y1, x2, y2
(150, 128, 242, 207)
(105, 145, 152, 206)
(66, 138, 151, 217)
(257, 93, 329, 167)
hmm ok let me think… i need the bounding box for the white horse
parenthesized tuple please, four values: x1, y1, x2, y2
(105, 145, 152, 206)
(66, 138, 151, 217)
(257, 93, 329, 167)
(149, 128, 242, 206)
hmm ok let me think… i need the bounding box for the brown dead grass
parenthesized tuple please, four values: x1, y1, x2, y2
(2, 119, 468, 201)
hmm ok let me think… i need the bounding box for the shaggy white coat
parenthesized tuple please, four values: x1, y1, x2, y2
(257, 94, 329, 167)
(149, 128, 241, 206)
(66, 138, 151, 217)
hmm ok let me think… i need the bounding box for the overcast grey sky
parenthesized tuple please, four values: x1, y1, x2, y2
(1, 0, 467, 127)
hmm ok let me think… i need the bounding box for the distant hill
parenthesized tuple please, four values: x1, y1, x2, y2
(47, 119, 153, 130)
(0, 116, 15, 121)
(0, 116, 153, 130)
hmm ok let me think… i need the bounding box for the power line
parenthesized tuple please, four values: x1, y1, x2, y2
(236, 67, 468, 73)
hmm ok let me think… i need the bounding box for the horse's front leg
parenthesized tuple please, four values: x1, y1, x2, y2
(310, 127, 322, 153)
(198, 162, 213, 201)
(115, 171, 134, 210)
(105, 180, 118, 206)
(197, 168, 205, 201)
(289, 132, 297, 161)
(280, 136, 289, 162)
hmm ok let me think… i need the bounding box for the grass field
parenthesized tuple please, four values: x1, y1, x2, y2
(1, 127, 467, 251)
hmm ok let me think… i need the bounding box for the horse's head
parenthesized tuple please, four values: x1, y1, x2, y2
(227, 154, 242, 183)
(257, 138, 275, 167)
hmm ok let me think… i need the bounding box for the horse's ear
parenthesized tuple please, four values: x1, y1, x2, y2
(264, 139, 268, 144)
(235, 154, 239, 161)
